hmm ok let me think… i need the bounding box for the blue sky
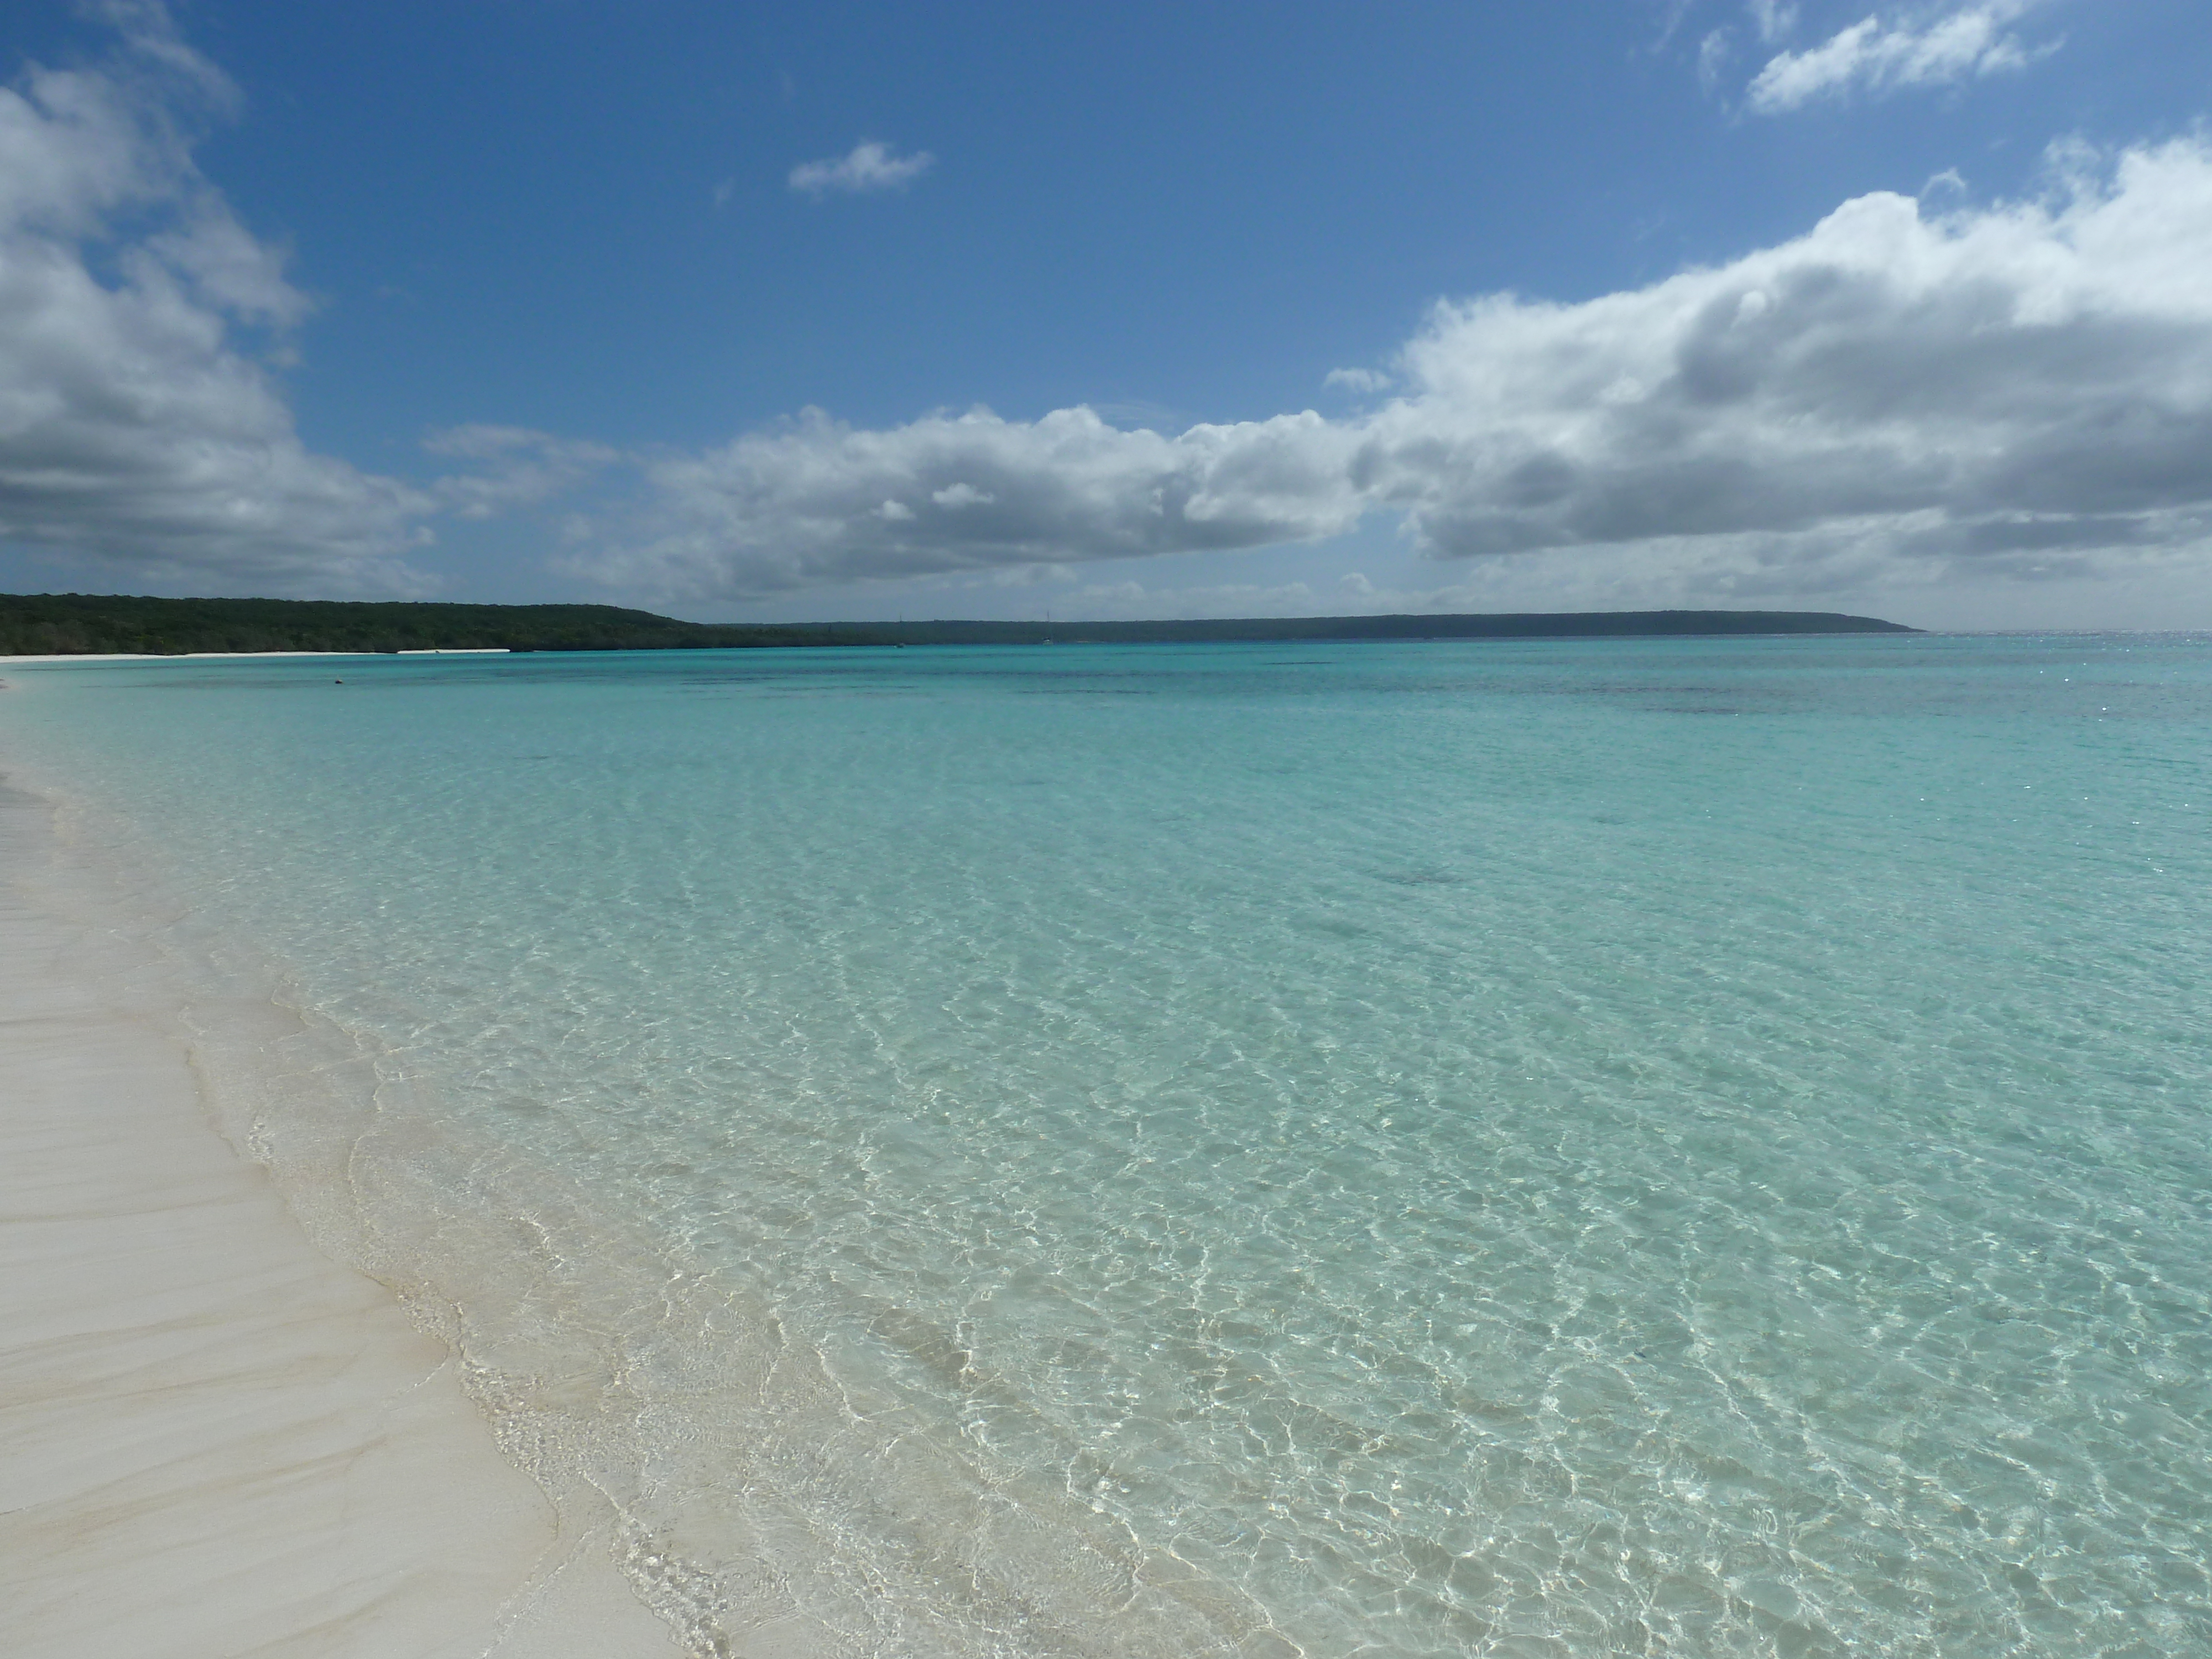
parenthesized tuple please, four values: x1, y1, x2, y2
(3, 1, 2210, 627)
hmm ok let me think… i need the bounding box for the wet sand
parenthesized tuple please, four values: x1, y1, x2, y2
(0, 779, 671, 1658)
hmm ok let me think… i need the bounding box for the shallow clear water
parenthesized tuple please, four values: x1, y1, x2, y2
(6, 635, 2210, 1657)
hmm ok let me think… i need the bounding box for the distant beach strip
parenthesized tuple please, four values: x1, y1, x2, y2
(0, 766, 670, 1658)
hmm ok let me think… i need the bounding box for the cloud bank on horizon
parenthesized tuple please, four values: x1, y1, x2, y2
(6, 0, 2210, 620)
(591, 137, 2212, 605)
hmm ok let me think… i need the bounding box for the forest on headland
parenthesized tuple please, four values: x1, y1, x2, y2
(0, 592, 1918, 657)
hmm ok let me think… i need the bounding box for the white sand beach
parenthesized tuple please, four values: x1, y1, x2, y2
(0, 779, 671, 1657)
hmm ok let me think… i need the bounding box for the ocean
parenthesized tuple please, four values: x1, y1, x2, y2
(4, 634, 2208, 1657)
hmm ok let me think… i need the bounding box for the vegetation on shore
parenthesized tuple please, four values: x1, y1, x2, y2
(1, 592, 1918, 657)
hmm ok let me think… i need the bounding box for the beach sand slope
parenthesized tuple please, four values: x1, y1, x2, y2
(0, 789, 672, 1658)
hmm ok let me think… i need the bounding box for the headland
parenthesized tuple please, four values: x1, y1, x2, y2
(2, 591, 1917, 658)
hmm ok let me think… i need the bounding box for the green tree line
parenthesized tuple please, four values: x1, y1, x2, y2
(1, 592, 1915, 657)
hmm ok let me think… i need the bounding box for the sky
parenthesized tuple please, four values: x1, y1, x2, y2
(2, 1, 2210, 629)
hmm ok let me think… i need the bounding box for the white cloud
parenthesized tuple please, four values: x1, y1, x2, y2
(1325, 367, 1391, 394)
(1747, 0, 1800, 45)
(578, 139, 2212, 608)
(787, 140, 934, 197)
(1747, 3, 2049, 114)
(930, 482, 995, 508)
(1698, 29, 1735, 93)
(0, 3, 433, 592)
(425, 425, 617, 520)
(1699, 27, 1734, 93)
(582, 403, 1365, 597)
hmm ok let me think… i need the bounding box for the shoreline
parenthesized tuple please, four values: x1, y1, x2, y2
(0, 649, 513, 664)
(0, 774, 670, 1657)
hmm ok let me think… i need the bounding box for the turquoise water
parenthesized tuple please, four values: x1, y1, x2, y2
(4, 636, 2209, 1657)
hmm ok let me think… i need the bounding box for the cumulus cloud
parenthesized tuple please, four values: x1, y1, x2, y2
(1747, 3, 2048, 113)
(1341, 142, 2212, 571)
(1324, 367, 1391, 394)
(583, 401, 1366, 595)
(0, 3, 434, 591)
(788, 140, 934, 197)
(581, 138, 2212, 605)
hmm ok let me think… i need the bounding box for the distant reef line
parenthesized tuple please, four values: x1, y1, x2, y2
(1, 593, 1919, 657)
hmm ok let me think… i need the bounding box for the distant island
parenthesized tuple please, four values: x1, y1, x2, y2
(1, 593, 1919, 657)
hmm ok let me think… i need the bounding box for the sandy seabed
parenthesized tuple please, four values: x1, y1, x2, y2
(0, 769, 673, 1657)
